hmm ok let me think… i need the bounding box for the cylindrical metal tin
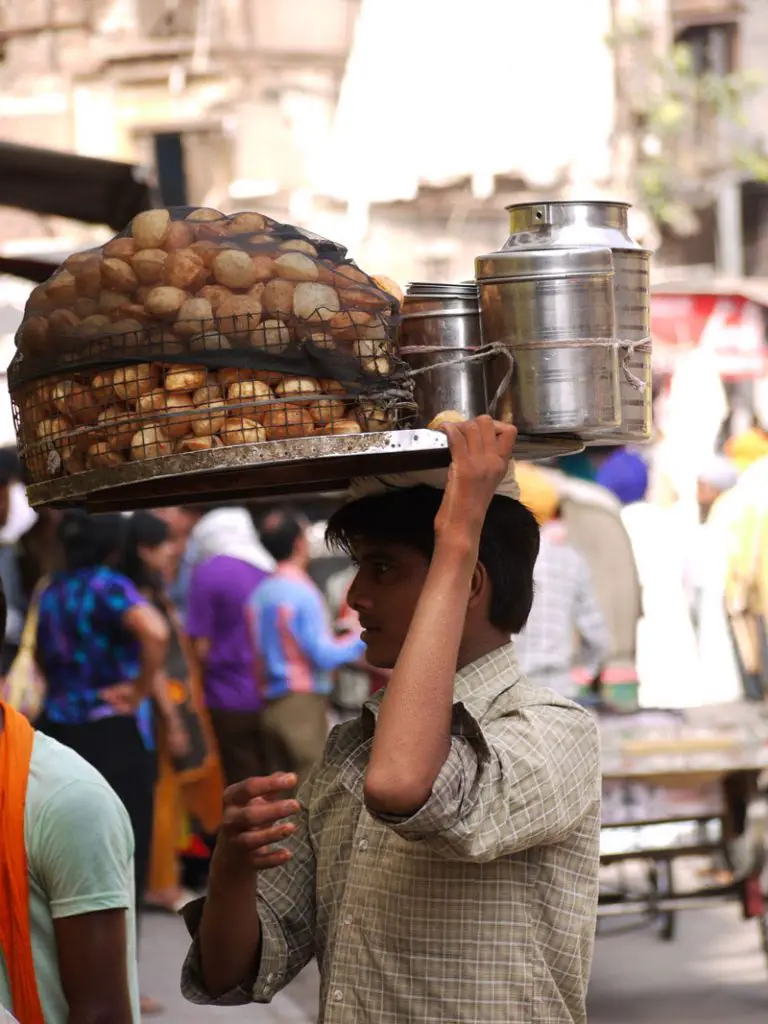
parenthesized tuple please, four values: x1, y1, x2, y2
(399, 282, 490, 425)
(475, 246, 620, 435)
(503, 201, 652, 441)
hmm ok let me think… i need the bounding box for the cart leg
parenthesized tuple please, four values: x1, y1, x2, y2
(759, 909, 768, 962)
(742, 873, 768, 965)
(655, 858, 676, 942)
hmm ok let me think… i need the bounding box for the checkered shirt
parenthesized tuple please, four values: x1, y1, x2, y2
(515, 524, 611, 694)
(181, 643, 601, 1023)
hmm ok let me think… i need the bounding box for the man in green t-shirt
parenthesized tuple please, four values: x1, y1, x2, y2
(0, 583, 140, 1023)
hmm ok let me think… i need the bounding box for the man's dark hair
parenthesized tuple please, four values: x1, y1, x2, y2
(326, 486, 540, 635)
(58, 511, 128, 571)
(259, 509, 305, 563)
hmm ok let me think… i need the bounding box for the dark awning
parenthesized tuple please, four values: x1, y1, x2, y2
(0, 142, 157, 231)
(0, 256, 57, 285)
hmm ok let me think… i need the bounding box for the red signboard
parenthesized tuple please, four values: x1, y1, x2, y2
(651, 292, 767, 379)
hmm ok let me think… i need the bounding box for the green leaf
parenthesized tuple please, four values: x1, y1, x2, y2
(613, 12, 768, 235)
(736, 149, 768, 180)
(654, 98, 687, 128)
(672, 43, 693, 74)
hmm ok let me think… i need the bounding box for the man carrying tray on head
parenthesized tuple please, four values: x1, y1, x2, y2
(180, 416, 602, 1024)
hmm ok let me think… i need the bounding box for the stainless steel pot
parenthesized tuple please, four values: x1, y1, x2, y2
(399, 283, 489, 425)
(503, 200, 652, 442)
(475, 247, 621, 435)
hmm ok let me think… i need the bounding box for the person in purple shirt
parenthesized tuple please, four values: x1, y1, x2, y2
(249, 510, 365, 787)
(185, 507, 275, 786)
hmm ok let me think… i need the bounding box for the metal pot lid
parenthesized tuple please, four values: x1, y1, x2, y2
(505, 199, 630, 213)
(503, 200, 647, 253)
(475, 245, 614, 282)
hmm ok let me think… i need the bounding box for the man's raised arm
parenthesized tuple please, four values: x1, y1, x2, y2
(363, 417, 517, 817)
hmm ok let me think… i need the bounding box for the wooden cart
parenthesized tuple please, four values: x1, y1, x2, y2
(597, 706, 768, 960)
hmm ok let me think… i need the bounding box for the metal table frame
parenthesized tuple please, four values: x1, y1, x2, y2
(597, 768, 768, 959)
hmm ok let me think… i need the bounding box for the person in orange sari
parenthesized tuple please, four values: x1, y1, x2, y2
(120, 512, 223, 915)
(0, 587, 139, 1022)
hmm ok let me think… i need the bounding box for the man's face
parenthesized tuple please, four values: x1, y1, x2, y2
(346, 540, 431, 669)
(696, 479, 721, 516)
(153, 506, 198, 543)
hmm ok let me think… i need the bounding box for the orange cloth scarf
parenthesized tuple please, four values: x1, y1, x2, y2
(0, 701, 45, 1023)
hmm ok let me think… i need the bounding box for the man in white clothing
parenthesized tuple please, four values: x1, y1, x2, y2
(515, 464, 611, 698)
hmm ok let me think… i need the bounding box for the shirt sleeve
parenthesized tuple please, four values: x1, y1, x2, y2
(99, 569, 147, 617)
(184, 562, 214, 639)
(572, 553, 612, 677)
(291, 585, 365, 672)
(371, 702, 601, 862)
(29, 779, 135, 919)
(181, 769, 318, 1006)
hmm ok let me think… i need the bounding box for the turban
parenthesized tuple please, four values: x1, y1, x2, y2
(514, 463, 560, 524)
(697, 454, 739, 493)
(725, 428, 768, 473)
(595, 450, 649, 506)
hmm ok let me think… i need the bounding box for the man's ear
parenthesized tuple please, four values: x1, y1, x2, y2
(467, 560, 489, 613)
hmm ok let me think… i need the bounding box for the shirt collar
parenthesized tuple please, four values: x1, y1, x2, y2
(361, 642, 521, 739)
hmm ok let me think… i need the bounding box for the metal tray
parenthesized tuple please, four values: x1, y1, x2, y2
(25, 429, 585, 511)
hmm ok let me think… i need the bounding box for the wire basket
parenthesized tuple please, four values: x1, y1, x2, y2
(12, 324, 411, 484)
(9, 207, 414, 490)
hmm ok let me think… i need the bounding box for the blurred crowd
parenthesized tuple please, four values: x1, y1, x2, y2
(0, 408, 767, 831)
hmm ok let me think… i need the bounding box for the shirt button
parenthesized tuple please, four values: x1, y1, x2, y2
(266, 973, 274, 984)
(358, 838, 369, 851)
(333, 988, 344, 1002)
(343, 916, 352, 926)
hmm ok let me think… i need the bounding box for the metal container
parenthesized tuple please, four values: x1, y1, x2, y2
(475, 246, 621, 434)
(503, 200, 652, 441)
(399, 282, 490, 424)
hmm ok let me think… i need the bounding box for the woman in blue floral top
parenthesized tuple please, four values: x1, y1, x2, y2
(35, 511, 169, 1002)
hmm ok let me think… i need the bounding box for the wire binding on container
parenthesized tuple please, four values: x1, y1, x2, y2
(398, 341, 514, 418)
(615, 338, 651, 393)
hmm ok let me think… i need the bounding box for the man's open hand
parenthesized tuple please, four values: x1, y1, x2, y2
(216, 773, 300, 872)
(434, 416, 517, 548)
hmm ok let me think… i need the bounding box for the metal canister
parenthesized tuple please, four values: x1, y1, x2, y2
(503, 200, 652, 441)
(475, 246, 620, 435)
(398, 282, 490, 425)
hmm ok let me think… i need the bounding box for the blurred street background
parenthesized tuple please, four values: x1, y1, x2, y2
(2, 0, 768, 416)
(3, 0, 768, 1021)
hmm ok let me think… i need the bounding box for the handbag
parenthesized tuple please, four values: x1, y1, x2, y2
(165, 677, 209, 778)
(155, 599, 210, 778)
(2, 582, 47, 722)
